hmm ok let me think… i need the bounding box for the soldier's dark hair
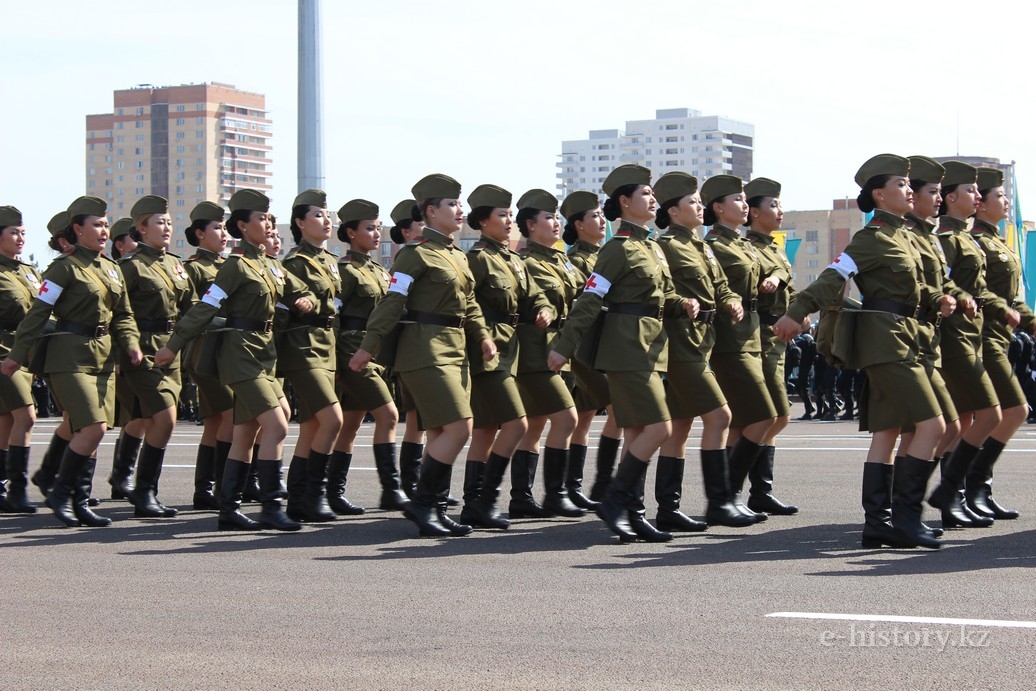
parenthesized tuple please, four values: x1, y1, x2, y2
(48, 235, 64, 252)
(856, 174, 892, 214)
(937, 183, 960, 216)
(603, 184, 639, 222)
(703, 194, 734, 227)
(289, 204, 318, 244)
(0, 225, 8, 235)
(415, 198, 443, 222)
(909, 179, 929, 194)
(516, 207, 541, 238)
(390, 219, 413, 245)
(185, 219, 211, 247)
(337, 220, 360, 244)
(744, 196, 767, 229)
(63, 214, 93, 246)
(467, 206, 494, 231)
(562, 211, 587, 245)
(978, 186, 996, 202)
(655, 198, 680, 230)
(227, 209, 253, 239)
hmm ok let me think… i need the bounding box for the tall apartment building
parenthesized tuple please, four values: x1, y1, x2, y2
(782, 200, 866, 288)
(85, 82, 272, 251)
(557, 108, 754, 197)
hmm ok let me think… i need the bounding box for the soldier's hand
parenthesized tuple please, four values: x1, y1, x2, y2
(961, 297, 978, 319)
(154, 347, 175, 367)
(0, 357, 19, 378)
(294, 297, 314, 313)
(801, 314, 812, 330)
(728, 301, 744, 323)
(534, 308, 552, 329)
(349, 348, 372, 372)
(938, 295, 956, 318)
(547, 350, 568, 372)
(683, 298, 700, 320)
(772, 315, 802, 342)
(760, 276, 780, 294)
(481, 338, 497, 362)
(1005, 308, 1021, 328)
(128, 348, 144, 366)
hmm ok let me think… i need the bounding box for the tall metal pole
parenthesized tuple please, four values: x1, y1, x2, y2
(298, 0, 323, 191)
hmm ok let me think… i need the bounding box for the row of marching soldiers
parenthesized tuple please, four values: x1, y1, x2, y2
(0, 163, 802, 540)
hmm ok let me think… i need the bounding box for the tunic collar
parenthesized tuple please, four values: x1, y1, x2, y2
(615, 220, 650, 240)
(422, 227, 455, 247)
(746, 230, 775, 245)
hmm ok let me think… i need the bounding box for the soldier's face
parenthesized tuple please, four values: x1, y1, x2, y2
(670, 194, 705, 229)
(750, 197, 782, 233)
(429, 199, 464, 234)
(0, 225, 25, 259)
(875, 176, 913, 216)
(140, 213, 173, 250)
(528, 211, 560, 246)
(715, 193, 748, 227)
(946, 183, 980, 218)
(575, 208, 606, 243)
(198, 221, 228, 253)
(403, 221, 425, 242)
(75, 215, 110, 252)
(242, 212, 269, 246)
(480, 208, 513, 244)
(912, 182, 942, 219)
(350, 219, 381, 253)
(978, 187, 1009, 222)
(301, 206, 333, 244)
(623, 185, 657, 224)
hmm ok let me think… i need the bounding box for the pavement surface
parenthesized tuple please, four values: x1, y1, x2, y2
(3, 411, 1036, 689)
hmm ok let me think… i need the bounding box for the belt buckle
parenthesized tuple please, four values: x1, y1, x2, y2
(510, 314, 520, 327)
(324, 316, 334, 329)
(557, 317, 567, 329)
(457, 316, 466, 328)
(263, 320, 273, 333)
(912, 305, 921, 319)
(933, 314, 943, 329)
(656, 306, 664, 320)
(94, 324, 109, 338)
(165, 319, 175, 333)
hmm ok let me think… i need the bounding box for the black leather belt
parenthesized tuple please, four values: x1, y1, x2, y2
(55, 319, 111, 338)
(225, 316, 273, 333)
(483, 308, 520, 327)
(743, 298, 758, 311)
(293, 313, 335, 329)
(696, 309, 717, 325)
(407, 310, 465, 328)
(136, 317, 176, 333)
(608, 302, 663, 320)
(757, 311, 780, 326)
(338, 316, 368, 331)
(0, 319, 21, 331)
(551, 317, 567, 329)
(861, 297, 919, 318)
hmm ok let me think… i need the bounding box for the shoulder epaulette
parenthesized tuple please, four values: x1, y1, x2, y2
(186, 253, 202, 262)
(327, 247, 340, 257)
(339, 254, 355, 263)
(936, 228, 954, 236)
(469, 241, 487, 252)
(231, 247, 246, 255)
(518, 246, 532, 255)
(657, 234, 673, 243)
(118, 249, 139, 262)
(166, 251, 182, 260)
(283, 248, 300, 261)
(406, 237, 428, 246)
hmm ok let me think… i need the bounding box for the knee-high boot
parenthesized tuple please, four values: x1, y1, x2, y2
(726, 438, 767, 522)
(654, 455, 707, 532)
(627, 471, 672, 543)
(192, 444, 219, 510)
(45, 446, 88, 527)
(108, 432, 142, 500)
(255, 458, 301, 531)
(1, 445, 36, 513)
(565, 444, 601, 510)
(129, 443, 177, 518)
(326, 450, 365, 515)
(588, 435, 620, 502)
(402, 455, 453, 537)
(299, 450, 336, 522)
(700, 449, 755, 527)
(285, 455, 308, 520)
(374, 443, 408, 510)
(218, 459, 261, 531)
(435, 461, 472, 536)
(462, 454, 510, 530)
(508, 449, 550, 518)
(32, 432, 69, 499)
(928, 440, 992, 527)
(747, 445, 798, 515)
(598, 452, 646, 541)
(398, 441, 423, 500)
(965, 439, 1019, 520)
(242, 444, 262, 503)
(891, 455, 940, 549)
(73, 456, 112, 528)
(542, 446, 585, 517)
(861, 462, 904, 548)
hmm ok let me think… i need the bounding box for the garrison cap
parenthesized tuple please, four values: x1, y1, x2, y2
(701, 175, 744, 206)
(977, 167, 1004, 190)
(228, 189, 271, 213)
(602, 164, 651, 197)
(293, 188, 327, 208)
(110, 218, 135, 240)
(467, 184, 512, 210)
(941, 161, 978, 188)
(907, 156, 945, 184)
(412, 173, 461, 201)
(48, 211, 71, 236)
(652, 172, 699, 206)
(390, 199, 417, 226)
(744, 177, 781, 200)
(854, 154, 910, 188)
(338, 199, 379, 225)
(560, 191, 600, 221)
(130, 195, 168, 218)
(67, 195, 107, 218)
(0, 205, 22, 227)
(190, 201, 225, 223)
(516, 189, 558, 213)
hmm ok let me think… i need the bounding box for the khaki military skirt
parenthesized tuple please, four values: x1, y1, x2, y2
(230, 374, 285, 424)
(710, 351, 778, 428)
(0, 367, 34, 413)
(607, 369, 670, 428)
(399, 363, 471, 430)
(337, 361, 393, 413)
(123, 364, 182, 419)
(983, 346, 1026, 409)
(190, 370, 234, 419)
(902, 360, 958, 433)
(285, 368, 338, 422)
(859, 360, 940, 432)
(939, 352, 999, 413)
(49, 370, 116, 432)
(761, 334, 791, 417)
(516, 371, 574, 418)
(570, 359, 610, 413)
(471, 370, 525, 428)
(665, 360, 727, 420)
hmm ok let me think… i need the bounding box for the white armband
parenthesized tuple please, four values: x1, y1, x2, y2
(828, 253, 858, 280)
(333, 297, 343, 310)
(584, 272, 611, 298)
(201, 284, 227, 308)
(36, 280, 64, 305)
(388, 272, 414, 296)
(275, 302, 289, 311)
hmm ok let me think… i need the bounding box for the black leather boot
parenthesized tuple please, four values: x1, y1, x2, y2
(628, 473, 672, 543)
(32, 433, 68, 499)
(599, 452, 644, 541)
(747, 445, 798, 515)
(1, 445, 36, 513)
(921, 458, 943, 538)
(891, 455, 940, 549)
(700, 449, 755, 527)
(565, 444, 601, 510)
(108, 432, 142, 500)
(435, 462, 472, 536)
(464, 454, 510, 530)
(326, 450, 365, 515)
(508, 449, 550, 518)
(192, 444, 219, 510)
(242, 445, 262, 503)
(398, 441, 423, 499)
(727, 438, 768, 522)
(218, 459, 261, 531)
(402, 455, 452, 537)
(965, 438, 1019, 520)
(542, 447, 585, 517)
(129, 443, 177, 518)
(654, 455, 707, 532)
(299, 451, 336, 522)
(374, 443, 409, 510)
(213, 440, 231, 497)
(0, 450, 8, 510)
(285, 455, 308, 520)
(73, 456, 112, 528)
(459, 460, 486, 525)
(255, 459, 301, 531)
(861, 462, 904, 548)
(588, 434, 620, 502)
(928, 440, 992, 527)
(46, 447, 86, 527)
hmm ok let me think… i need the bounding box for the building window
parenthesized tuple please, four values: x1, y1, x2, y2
(176, 145, 185, 153)
(117, 162, 124, 169)
(805, 230, 819, 241)
(135, 134, 145, 142)
(135, 107, 144, 116)
(116, 122, 124, 130)
(196, 117, 204, 125)
(175, 159, 184, 167)
(176, 132, 185, 140)
(196, 145, 204, 152)
(196, 104, 204, 111)
(665, 124, 678, 130)
(176, 118, 185, 126)
(136, 174, 144, 182)
(135, 121, 144, 129)
(136, 161, 144, 169)
(176, 172, 186, 181)
(176, 200, 186, 207)
(134, 147, 143, 155)
(176, 105, 185, 112)
(196, 185, 204, 193)
(176, 186, 184, 194)
(196, 131, 204, 139)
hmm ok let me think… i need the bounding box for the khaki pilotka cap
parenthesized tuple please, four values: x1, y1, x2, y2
(516, 189, 558, 213)
(67, 196, 107, 218)
(854, 154, 910, 188)
(602, 164, 651, 197)
(293, 189, 327, 208)
(652, 172, 699, 205)
(467, 184, 512, 210)
(412, 174, 462, 201)
(977, 167, 1005, 190)
(744, 177, 781, 200)
(939, 161, 977, 188)
(228, 189, 271, 213)
(110, 218, 135, 240)
(560, 191, 600, 220)
(0, 205, 22, 227)
(338, 199, 379, 225)
(390, 200, 417, 226)
(700, 175, 744, 206)
(48, 211, 71, 237)
(190, 201, 225, 223)
(906, 156, 945, 184)
(130, 195, 168, 218)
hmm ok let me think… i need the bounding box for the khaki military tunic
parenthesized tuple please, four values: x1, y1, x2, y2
(566, 239, 611, 411)
(183, 248, 233, 418)
(786, 210, 939, 431)
(748, 229, 795, 417)
(336, 248, 393, 412)
(0, 255, 42, 412)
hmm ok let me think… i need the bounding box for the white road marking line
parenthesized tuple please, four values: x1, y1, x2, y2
(767, 612, 1036, 629)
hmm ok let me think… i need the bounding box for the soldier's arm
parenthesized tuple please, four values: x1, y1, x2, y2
(551, 243, 626, 360)
(357, 249, 422, 356)
(164, 259, 242, 354)
(110, 264, 141, 356)
(7, 264, 66, 365)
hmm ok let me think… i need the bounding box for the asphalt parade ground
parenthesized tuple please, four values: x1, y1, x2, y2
(3, 413, 1036, 689)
